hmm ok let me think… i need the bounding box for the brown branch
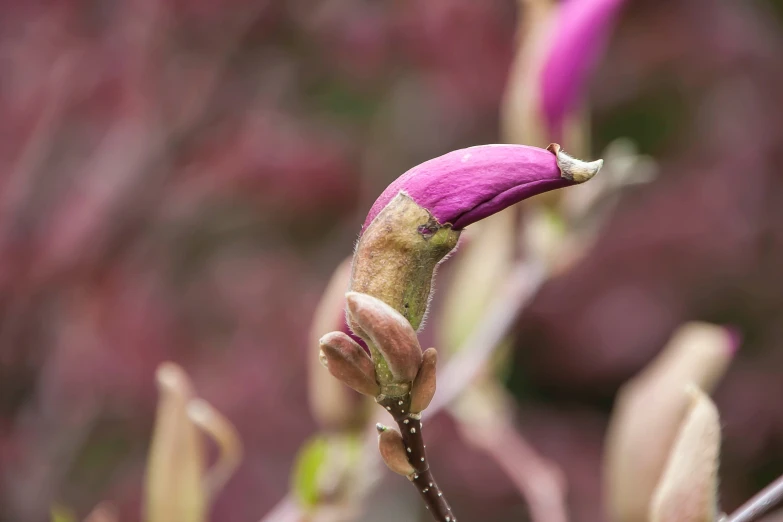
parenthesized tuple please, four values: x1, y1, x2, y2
(726, 474, 783, 522)
(378, 394, 456, 522)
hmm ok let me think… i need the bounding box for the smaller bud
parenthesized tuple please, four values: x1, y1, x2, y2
(410, 348, 438, 413)
(376, 424, 415, 477)
(319, 332, 380, 397)
(345, 292, 422, 384)
(650, 385, 721, 522)
(540, 0, 628, 140)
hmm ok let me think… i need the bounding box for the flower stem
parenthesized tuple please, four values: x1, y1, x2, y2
(726, 473, 783, 522)
(378, 395, 457, 522)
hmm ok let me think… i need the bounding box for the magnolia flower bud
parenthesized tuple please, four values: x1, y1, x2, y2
(362, 144, 601, 232)
(145, 363, 242, 522)
(376, 424, 415, 477)
(351, 143, 602, 330)
(345, 292, 422, 387)
(605, 322, 737, 522)
(501, 0, 559, 146)
(540, 0, 628, 140)
(145, 363, 206, 522)
(319, 331, 380, 397)
(410, 348, 438, 414)
(649, 386, 721, 522)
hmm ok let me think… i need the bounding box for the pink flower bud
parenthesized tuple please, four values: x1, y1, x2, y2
(362, 143, 602, 233)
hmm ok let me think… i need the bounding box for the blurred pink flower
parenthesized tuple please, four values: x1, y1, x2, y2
(540, 0, 627, 140)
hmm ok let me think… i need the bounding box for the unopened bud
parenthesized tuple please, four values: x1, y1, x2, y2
(145, 363, 206, 522)
(319, 331, 380, 397)
(650, 386, 721, 522)
(376, 424, 415, 477)
(351, 193, 460, 332)
(345, 292, 422, 385)
(410, 348, 438, 413)
(352, 144, 601, 332)
(605, 322, 735, 522)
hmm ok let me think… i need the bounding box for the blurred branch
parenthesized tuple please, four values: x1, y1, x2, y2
(0, 54, 75, 239)
(259, 495, 302, 522)
(727, 474, 783, 522)
(483, 421, 567, 522)
(426, 260, 546, 418)
(452, 386, 568, 522)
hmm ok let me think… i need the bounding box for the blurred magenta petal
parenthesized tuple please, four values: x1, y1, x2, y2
(363, 145, 581, 232)
(540, 0, 627, 139)
(725, 326, 743, 356)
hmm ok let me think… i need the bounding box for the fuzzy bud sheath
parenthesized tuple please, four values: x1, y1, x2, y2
(540, 0, 628, 141)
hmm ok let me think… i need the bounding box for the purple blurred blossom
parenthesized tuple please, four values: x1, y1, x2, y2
(362, 144, 579, 232)
(725, 326, 743, 356)
(540, 0, 627, 139)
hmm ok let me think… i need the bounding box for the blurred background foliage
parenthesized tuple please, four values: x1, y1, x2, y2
(2, 0, 783, 521)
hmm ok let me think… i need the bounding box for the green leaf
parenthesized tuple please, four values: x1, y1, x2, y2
(51, 505, 76, 522)
(291, 436, 329, 508)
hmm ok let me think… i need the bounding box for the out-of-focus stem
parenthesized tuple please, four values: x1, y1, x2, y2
(378, 394, 456, 522)
(258, 495, 303, 522)
(427, 261, 545, 418)
(481, 422, 567, 522)
(726, 474, 783, 522)
(187, 398, 243, 500)
(452, 385, 568, 522)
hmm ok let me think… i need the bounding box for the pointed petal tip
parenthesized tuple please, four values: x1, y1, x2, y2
(548, 142, 603, 183)
(344, 291, 364, 312)
(318, 331, 344, 347)
(649, 382, 720, 522)
(155, 362, 193, 396)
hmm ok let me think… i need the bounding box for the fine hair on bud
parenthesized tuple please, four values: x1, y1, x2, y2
(377, 425, 415, 477)
(319, 331, 380, 397)
(346, 292, 423, 384)
(410, 348, 438, 413)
